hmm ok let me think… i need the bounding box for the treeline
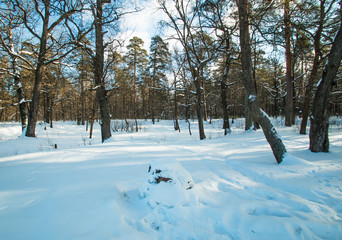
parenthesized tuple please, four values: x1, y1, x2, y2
(0, 0, 341, 158)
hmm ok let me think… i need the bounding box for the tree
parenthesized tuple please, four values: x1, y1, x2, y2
(0, 1, 30, 131)
(109, 51, 129, 119)
(237, 0, 287, 164)
(284, 0, 294, 126)
(69, 38, 94, 126)
(10, 0, 83, 137)
(125, 36, 148, 131)
(199, 0, 236, 133)
(93, 0, 113, 142)
(158, 0, 218, 140)
(148, 35, 171, 124)
(66, 0, 126, 142)
(309, 5, 342, 152)
(299, 0, 339, 134)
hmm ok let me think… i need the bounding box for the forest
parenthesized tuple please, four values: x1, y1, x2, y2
(1, 1, 342, 239)
(0, 0, 341, 158)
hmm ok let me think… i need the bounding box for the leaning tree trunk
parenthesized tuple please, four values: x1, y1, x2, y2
(237, 0, 287, 164)
(309, 16, 342, 152)
(94, 0, 112, 142)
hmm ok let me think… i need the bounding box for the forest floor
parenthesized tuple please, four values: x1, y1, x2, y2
(0, 118, 341, 239)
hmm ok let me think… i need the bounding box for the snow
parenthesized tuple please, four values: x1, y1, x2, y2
(249, 94, 256, 102)
(317, 78, 322, 87)
(139, 159, 195, 208)
(0, 118, 342, 239)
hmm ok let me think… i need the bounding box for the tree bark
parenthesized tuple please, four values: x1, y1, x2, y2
(50, 97, 54, 128)
(81, 68, 86, 126)
(89, 97, 97, 139)
(309, 15, 342, 152)
(221, 78, 230, 134)
(273, 60, 279, 117)
(94, 0, 111, 142)
(194, 74, 206, 140)
(221, 33, 231, 135)
(173, 73, 180, 131)
(237, 0, 287, 164)
(284, 0, 293, 126)
(244, 90, 252, 130)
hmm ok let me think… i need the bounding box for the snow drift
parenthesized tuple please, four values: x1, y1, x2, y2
(0, 118, 341, 239)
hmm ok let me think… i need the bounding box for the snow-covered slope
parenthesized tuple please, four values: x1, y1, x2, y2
(0, 119, 341, 239)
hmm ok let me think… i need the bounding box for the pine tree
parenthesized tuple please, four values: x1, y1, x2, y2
(125, 36, 148, 131)
(148, 35, 171, 124)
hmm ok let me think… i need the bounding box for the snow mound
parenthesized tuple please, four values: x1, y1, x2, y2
(281, 153, 312, 166)
(139, 159, 195, 208)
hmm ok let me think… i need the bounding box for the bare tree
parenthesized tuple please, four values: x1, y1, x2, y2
(66, 0, 129, 142)
(0, 4, 30, 131)
(237, 0, 287, 163)
(309, 4, 342, 152)
(199, 0, 239, 134)
(158, 0, 218, 140)
(93, 0, 112, 141)
(299, 0, 339, 134)
(9, 0, 83, 137)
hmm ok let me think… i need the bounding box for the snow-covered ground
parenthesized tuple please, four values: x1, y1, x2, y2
(0, 118, 341, 239)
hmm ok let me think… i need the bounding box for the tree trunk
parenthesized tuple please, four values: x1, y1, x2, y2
(45, 94, 51, 124)
(26, 59, 45, 137)
(50, 97, 54, 128)
(133, 57, 138, 132)
(300, 0, 324, 134)
(300, 54, 320, 134)
(89, 97, 97, 139)
(273, 60, 279, 117)
(309, 16, 342, 152)
(9, 29, 27, 132)
(284, 0, 293, 126)
(81, 74, 86, 125)
(13, 65, 27, 131)
(26, 1, 50, 137)
(238, 0, 287, 164)
(151, 60, 156, 124)
(244, 90, 252, 130)
(174, 75, 180, 131)
(200, 71, 208, 122)
(221, 35, 231, 135)
(195, 76, 206, 140)
(94, 0, 111, 142)
(221, 79, 230, 135)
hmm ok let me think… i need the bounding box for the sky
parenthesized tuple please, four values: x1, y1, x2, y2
(120, 0, 168, 53)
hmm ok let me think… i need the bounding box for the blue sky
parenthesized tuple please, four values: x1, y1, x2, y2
(121, 0, 167, 52)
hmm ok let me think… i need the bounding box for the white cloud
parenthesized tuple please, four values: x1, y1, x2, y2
(120, 0, 168, 52)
